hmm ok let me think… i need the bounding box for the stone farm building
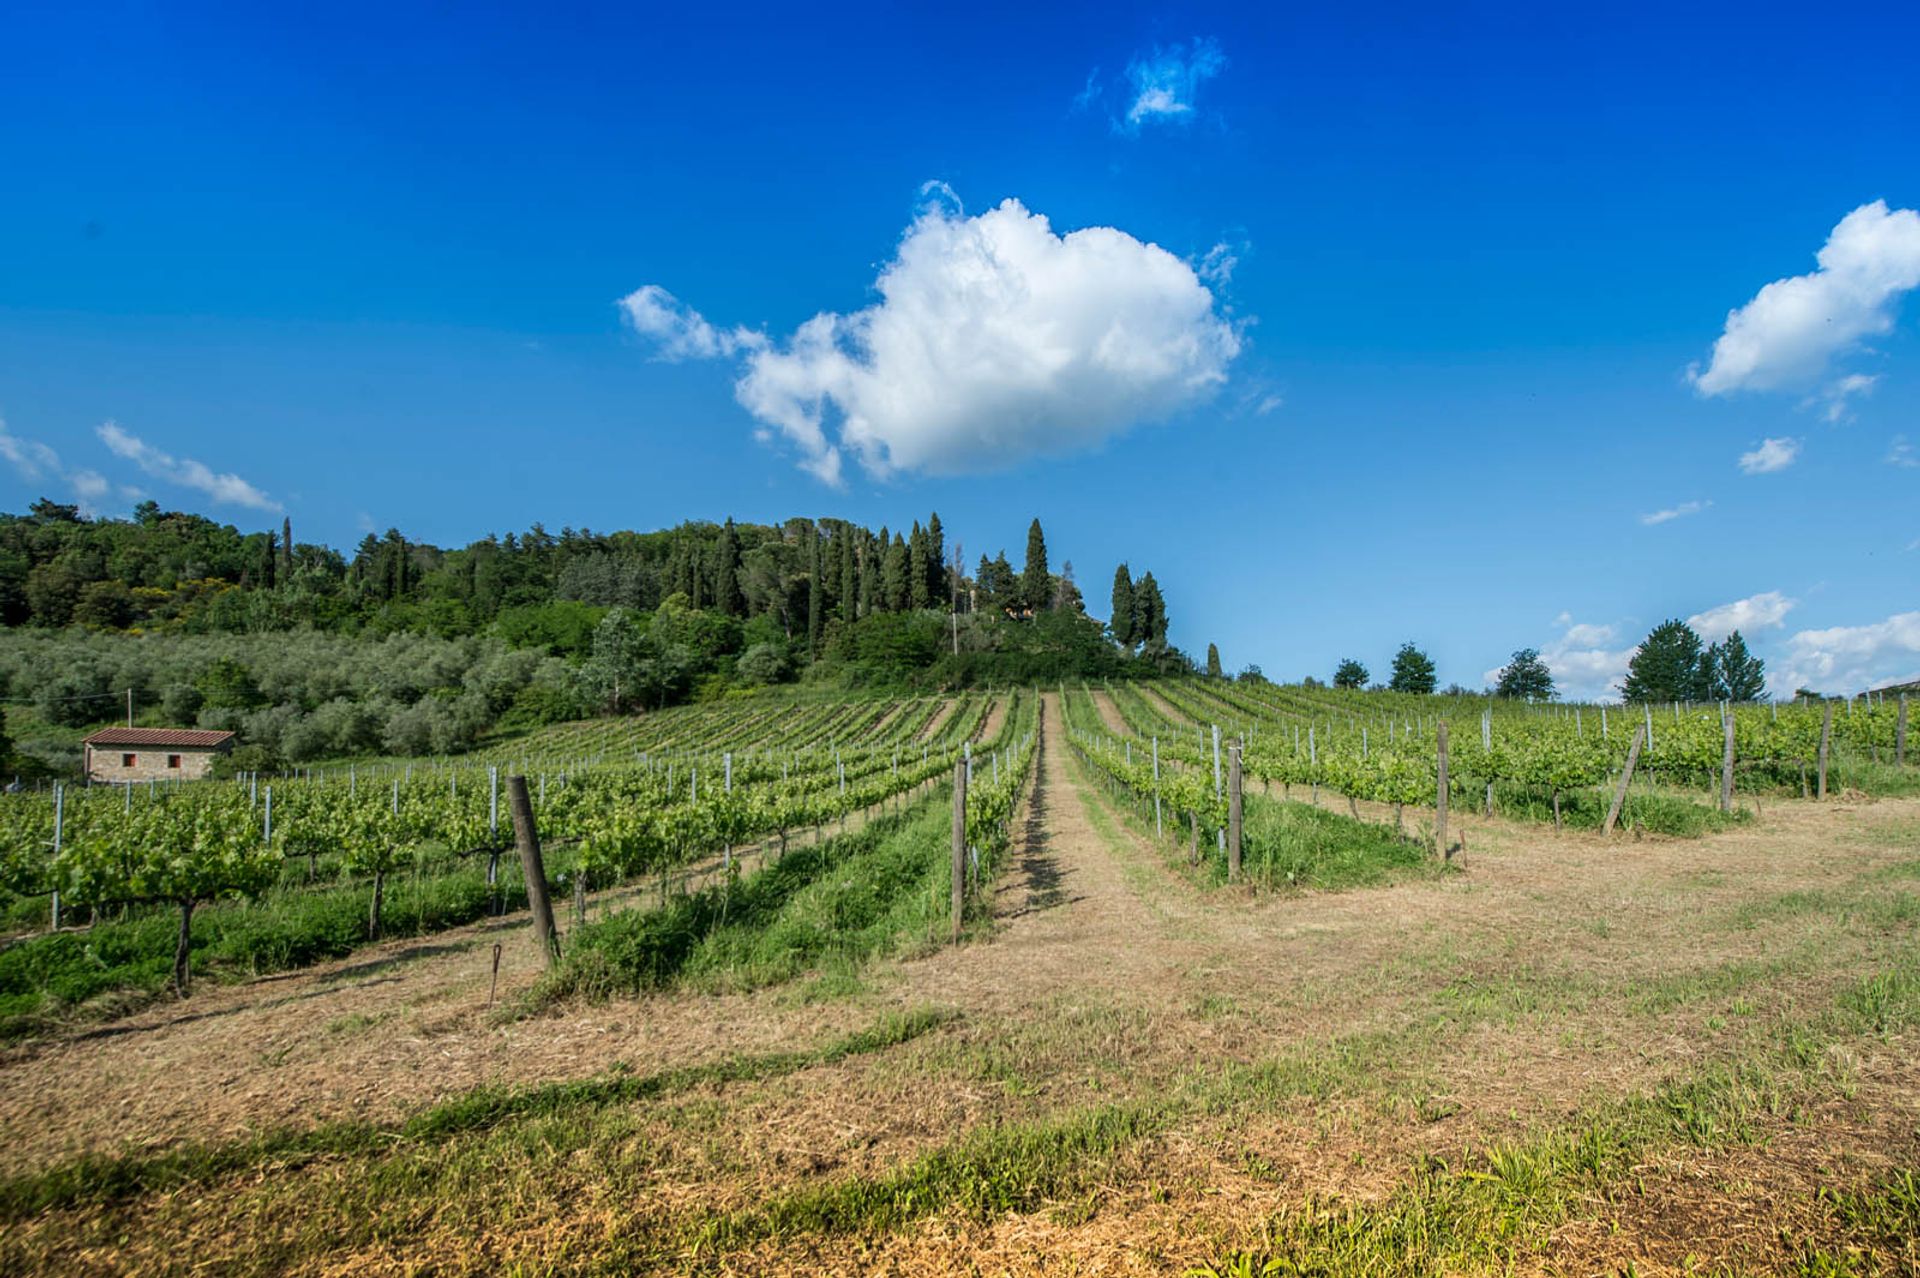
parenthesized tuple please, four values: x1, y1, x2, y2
(81, 727, 235, 784)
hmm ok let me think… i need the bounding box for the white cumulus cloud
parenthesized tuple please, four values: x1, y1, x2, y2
(1737, 436, 1800, 474)
(1776, 611, 1920, 695)
(1120, 37, 1226, 132)
(95, 422, 281, 511)
(1688, 590, 1797, 643)
(1641, 499, 1711, 526)
(1690, 200, 1920, 397)
(1483, 616, 1636, 702)
(621, 190, 1243, 484)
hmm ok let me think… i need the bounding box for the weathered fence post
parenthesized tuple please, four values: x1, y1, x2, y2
(1435, 721, 1450, 858)
(1227, 744, 1243, 882)
(1152, 736, 1163, 839)
(1817, 702, 1834, 800)
(50, 783, 63, 933)
(506, 775, 560, 967)
(1719, 704, 1736, 813)
(951, 759, 967, 943)
(1603, 725, 1646, 836)
(1898, 694, 1909, 767)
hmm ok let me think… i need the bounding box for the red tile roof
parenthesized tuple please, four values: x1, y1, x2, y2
(82, 727, 236, 749)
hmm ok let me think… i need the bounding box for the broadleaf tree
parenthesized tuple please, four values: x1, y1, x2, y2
(1495, 648, 1555, 701)
(1388, 642, 1437, 694)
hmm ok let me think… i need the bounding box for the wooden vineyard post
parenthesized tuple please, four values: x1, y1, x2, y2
(1898, 694, 1909, 767)
(1817, 702, 1833, 799)
(1152, 736, 1162, 839)
(506, 775, 560, 967)
(1227, 744, 1243, 882)
(1434, 721, 1450, 858)
(950, 760, 967, 943)
(1603, 725, 1646, 837)
(1189, 810, 1199, 866)
(1719, 704, 1736, 813)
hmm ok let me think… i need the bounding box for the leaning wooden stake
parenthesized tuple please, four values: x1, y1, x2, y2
(1719, 704, 1736, 813)
(1603, 725, 1646, 837)
(951, 759, 967, 943)
(506, 774, 560, 967)
(1817, 702, 1834, 800)
(1435, 721, 1450, 858)
(1227, 744, 1243, 882)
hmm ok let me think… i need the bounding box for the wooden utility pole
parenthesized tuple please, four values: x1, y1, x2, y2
(1434, 721, 1450, 857)
(1227, 744, 1243, 882)
(506, 775, 560, 967)
(1603, 725, 1646, 836)
(950, 759, 967, 942)
(1817, 702, 1834, 800)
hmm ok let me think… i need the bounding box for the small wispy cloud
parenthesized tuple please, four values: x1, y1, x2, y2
(1641, 499, 1712, 526)
(1738, 436, 1801, 474)
(95, 422, 281, 511)
(0, 417, 108, 514)
(1814, 372, 1879, 422)
(1888, 435, 1918, 468)
(0, 419, 62, 483)
(1092, 37, 1225, 135)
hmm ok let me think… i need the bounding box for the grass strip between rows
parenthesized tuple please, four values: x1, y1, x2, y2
(0, 1003, 958, 1221)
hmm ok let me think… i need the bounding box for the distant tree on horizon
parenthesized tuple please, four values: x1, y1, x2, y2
(1495, 648, 1555, 701)
(1333, 658, 1369, 690)
(1205, 643, 1222, 678)
(1706, 630, 1767, 701)
(1621, 620, 1711, 702)
(1388, 642, 1437, 694)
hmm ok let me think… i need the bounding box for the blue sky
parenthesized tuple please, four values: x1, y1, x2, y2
(2, 1, 1916, 696)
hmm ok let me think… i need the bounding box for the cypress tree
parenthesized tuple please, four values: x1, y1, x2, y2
(838, 527, 857, 620)
(1206, 643, 1223, 678)
(1109, 564, 1135, 647)
(714, 518, 743, 616)
(1021, 518, 1049, 612)
(806, 528, 824, 657)
(907, 522, 930, 609)
(882, 533, 909, 611)
(1135, 572, 1166, 646)
(925, 512, 945, 599)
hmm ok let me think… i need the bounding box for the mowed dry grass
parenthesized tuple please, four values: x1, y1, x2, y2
(2, 694, 1917, 1275)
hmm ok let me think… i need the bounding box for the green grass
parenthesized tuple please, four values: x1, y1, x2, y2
(0, 864, 529, 1041)
(0, 1004, 957, 1221)
(1219, 796, 1447, 892)
(1487, 781, 1752, 836)
(532, 793, 963, 1004)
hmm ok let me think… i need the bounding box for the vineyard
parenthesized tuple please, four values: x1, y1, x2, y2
(0, 687, 1033, 1035)
(0, 682, 1915, 1276)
